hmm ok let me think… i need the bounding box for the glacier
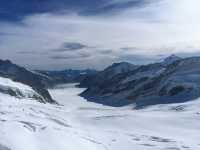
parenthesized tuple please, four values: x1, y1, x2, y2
(0, 83, 199, 150)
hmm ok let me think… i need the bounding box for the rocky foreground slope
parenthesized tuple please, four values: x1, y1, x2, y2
(0, 60, 56, 103)
(0, 59, 98, 104)
(0, 76, 47, 102)
(79, 55, 200, 107)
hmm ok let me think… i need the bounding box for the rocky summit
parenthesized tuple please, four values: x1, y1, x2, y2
(79, 56, 200, 108)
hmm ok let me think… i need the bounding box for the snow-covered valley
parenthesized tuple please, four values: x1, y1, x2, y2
(0, 83, 199, 150)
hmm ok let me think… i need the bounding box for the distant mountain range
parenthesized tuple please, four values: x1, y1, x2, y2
(79, 55, 200, 108)
(0, 59, 97, 103)
(0, 59, 56, 103)
(2, 55, 200, 108)
(36, 69, 97, 87)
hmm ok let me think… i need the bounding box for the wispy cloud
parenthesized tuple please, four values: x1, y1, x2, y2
(52, 42, 88, 52)
(97, 49, 114, 55)
(50, 52, 91, 60)
(16, 51, 48, 55)
(81, 0, 149, 16)
(0, 0, 149, 22)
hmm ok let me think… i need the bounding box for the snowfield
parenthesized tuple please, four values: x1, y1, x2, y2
(0, 77, 44, 101)
(0, 83, 200, 150)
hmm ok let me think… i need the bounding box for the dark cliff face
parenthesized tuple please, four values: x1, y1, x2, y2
(0, 60, 56, 103)
(80, 62, 165, 106)
(80, 56, 200, 108)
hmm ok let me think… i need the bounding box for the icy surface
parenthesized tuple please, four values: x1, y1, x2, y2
(0, 77, 43, 100)
(0, 83, 199, 150)
(0, 77, 36, 92)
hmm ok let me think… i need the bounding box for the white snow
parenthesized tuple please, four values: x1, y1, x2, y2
(0, 83, 199, 150)
(0, 77, 34, 91)
(0, 77, 43, 99)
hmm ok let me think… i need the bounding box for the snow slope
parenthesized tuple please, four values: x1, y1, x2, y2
(0, 77, 44, 101)
(0, 83, 199, 150)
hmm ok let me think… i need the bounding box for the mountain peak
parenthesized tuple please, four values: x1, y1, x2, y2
(111, 62, 133, 67)
(163, 54, 182, 65)
(105, 62, 138, 73)
(0, 59, 12, 65)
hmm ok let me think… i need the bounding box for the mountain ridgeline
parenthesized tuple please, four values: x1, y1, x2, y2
(79, 55, 200, 108)
(0, 59, 97, 104)
(2, 55, 200, 108)
(0, 60, 56, 103)
(36, 69, 97, 87)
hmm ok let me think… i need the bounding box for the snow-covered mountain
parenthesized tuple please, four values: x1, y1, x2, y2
(0, 59, 55, 103)
(0, 84, 199, 150)
(0, 56, 199, 150)
(80, 56, 200, 107)
(0, 76, 46, 102)
(79, 62, 138, 88)
(162, 54, 182, 66)
(103, 62, 138, 77)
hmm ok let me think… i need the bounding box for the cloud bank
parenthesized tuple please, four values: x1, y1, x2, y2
(0, 0, 200, 70)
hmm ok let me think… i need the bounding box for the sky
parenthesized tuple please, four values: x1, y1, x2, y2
(0, 0, 200, 70)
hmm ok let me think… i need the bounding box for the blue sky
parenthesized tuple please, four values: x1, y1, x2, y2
(0, 0, 200, 70)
